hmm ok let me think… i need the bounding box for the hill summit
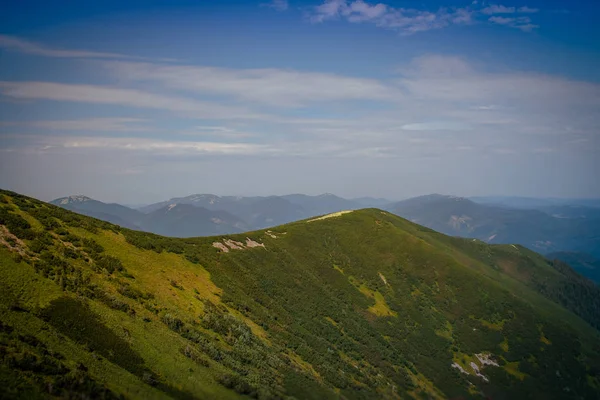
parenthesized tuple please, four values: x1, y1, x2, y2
(51, 195, 93, 205)
(1, 189, 600, 399)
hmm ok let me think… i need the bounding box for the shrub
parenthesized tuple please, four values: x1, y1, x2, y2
(217, 373, 254, 395)
(82, 238, 104, 255)
(96, 255, 124, 274)
(170, 280, 184, 290)
(162, 314, 184, 332)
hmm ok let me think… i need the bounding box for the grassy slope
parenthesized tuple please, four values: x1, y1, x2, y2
(1, 190, 599, 400)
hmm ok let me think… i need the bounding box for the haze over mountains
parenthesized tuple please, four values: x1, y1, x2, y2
(51, 193, 383, 237)
(50, 192, 600, 283)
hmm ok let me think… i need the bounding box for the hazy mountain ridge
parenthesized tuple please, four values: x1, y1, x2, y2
(52, 196, 247, 237)
(53, 193, 378, 237)
(1, 189, 600, 399)
(387, 194, 600, 262)
(50, 192, 600, 281)
(470, 196, 600, 210)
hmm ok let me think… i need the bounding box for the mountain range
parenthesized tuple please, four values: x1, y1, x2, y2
(385, 194, 600, 257)
(51, 193, 378, 237)
(1, 189, 600, 399)
(50, 193, 600, 283)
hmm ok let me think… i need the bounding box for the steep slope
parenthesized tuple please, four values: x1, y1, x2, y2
(1, 189, 600, 400)
(388, 194, 600, 260)
(51, 195, 144, 230)
(139, 204, 248, 237)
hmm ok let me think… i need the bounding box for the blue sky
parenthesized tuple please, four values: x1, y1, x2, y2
(0, 0, 599, 203)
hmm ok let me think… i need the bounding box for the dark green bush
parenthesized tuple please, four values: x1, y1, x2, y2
(96, 255, 124, 274)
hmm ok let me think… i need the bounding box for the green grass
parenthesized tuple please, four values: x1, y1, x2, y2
(1, 190, 600, 399)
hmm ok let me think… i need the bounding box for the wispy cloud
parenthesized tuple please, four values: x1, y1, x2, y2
(8, 135, 275, 155)
(481, 5, 516, 14)
(180, 126, 256, 138)
(518, 6, 539, 13)
(62, 137, 272, 155)
(1, 54, 597, 161)
(4, 118, 152, 132)
(488, 16, 538, 31)
(0, 34, 159, 60)
(100, 61, 398, 106)
(261, 0, 289, 11)
(481, 4, 539, 14)
(308, 1, 541, 33)
(0, 81, 266, 120)
(309, 0, 475, 34)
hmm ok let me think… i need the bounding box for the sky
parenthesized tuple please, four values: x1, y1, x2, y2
(0, 0, 599, 204)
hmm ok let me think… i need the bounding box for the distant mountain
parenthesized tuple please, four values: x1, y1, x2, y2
(140, 194, 306, 228)
(50, 195, 144, 229)
(471, 196, 600, 209)
(140, 203, 248, 237)
(51, 195, 248, 237)
(138, 193, 230, 214)
(387, 194, 600, 264)
(140, 193, 361, 231)
(547, 252, 600, 283)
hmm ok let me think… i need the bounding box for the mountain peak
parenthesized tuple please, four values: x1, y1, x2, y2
(51, 195, 93, 205)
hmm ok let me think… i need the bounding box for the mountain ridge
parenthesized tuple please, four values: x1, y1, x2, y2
(49, 192, 600, 282)
(2, 189, 600, 399)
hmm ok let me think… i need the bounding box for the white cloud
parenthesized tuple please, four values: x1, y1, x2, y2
(395, 55, 599, 107)
(481, 5, 516, 14)
(62, 137, 271, 155)
(0, 81, 266, 120)
(12, 135, 275, 155)
(518, 6, 540, 13)
(261, 0, 289, 11)
(8, 118, 151, 132)
(488, 16, 538, 31)
(180, 126, 256, 138)
(0, 34, 159, 60)
(100, 61, 398, 106)
(470, 105, 501, 110)
(1, 55, 598, 163)
(309, 0, 475, 34)
(489, 16, 516, 24)
(309, 1, 541, 33)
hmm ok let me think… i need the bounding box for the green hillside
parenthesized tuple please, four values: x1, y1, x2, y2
(1, 189, 599, 399)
